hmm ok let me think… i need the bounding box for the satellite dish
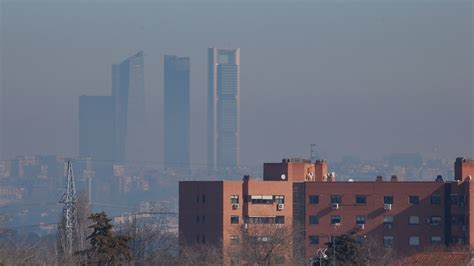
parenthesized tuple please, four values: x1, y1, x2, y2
(281, 174, 286, 180)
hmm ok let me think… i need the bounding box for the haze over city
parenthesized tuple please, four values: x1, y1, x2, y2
(2, 0, 472, 166)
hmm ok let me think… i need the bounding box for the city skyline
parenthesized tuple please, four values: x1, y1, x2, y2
(1, 1, 472, 165)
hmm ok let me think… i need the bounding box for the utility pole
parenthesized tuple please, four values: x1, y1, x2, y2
(59, 160, 78, 256)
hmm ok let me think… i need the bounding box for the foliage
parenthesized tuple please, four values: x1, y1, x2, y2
(323, 234, 367, 266)
(85, 211, 132, 265)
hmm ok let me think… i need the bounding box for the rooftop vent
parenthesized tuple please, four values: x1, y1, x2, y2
(435, 175, 443, 182)
(391, 175, 398, 182)
(376, 176, 383, 182)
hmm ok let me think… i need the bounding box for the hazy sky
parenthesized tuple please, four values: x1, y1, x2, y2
(1, 0, 473, 167)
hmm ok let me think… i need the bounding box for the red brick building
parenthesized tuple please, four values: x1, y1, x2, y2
(179, 157, 474, 264)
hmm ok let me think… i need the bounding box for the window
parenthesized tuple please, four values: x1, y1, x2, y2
(309, 215, 319, 225)
(356, 216, 366, 225)
(331, 195, 342, 204)
(275, 216, 285, 224)
(197, 235, 200, 243)
(201, 235, 206, 244)
(431, 195, 441, 205)
(331, 215, 341, 224)
(309, 235, 319, 244)
(275, 195, 285, 204)
(309, 195, 319, 204)
(356, 195, 366, 204)
(231, 215, 239, 224)
(196, 216, 200, 223)
(384, 216, 394, 229)
(202, 215, 205, 224)
(409, 195, 419, 205)
(458, 195, 466, 206)
(431, 236, 442, 245)
(196, 195, 200, 203)
(453, 215, 466, 225)
(409, 216, 419, 225)
(409, 236, 420, 246)
(452, 236, 466, 245)
(230, 195, 239, 204)
(450, 194, 458, 205)
(383, 236, 394, 248)
(384, 196, 394, 204)
(250, 195, 273, 204)
(230, 235, 240, 244)
(202, 194, 206, 203)
(430, 216, 441, 225)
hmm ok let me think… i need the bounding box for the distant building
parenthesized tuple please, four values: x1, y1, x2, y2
(112, 51, 147, 162)
(207, 48, 240, 171)
(79, 96, 115, 161)
(164, 55, 190, 170)
(78, 51, 146, 165)
(179, 157, 474, 264)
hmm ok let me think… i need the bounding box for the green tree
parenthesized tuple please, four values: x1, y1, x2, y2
(323, 234, 367, 266)
(85, 211, 132, 265)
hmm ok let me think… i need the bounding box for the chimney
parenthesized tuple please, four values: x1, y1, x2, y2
(390, 175, 398, 182)
(376, 176, 383, 182)
(314, 160, 328, 182)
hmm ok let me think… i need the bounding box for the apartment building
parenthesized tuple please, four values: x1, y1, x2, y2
(179, 157, 474, 264)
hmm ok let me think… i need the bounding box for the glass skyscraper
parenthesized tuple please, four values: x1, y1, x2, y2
(208, 48, 240, 171)
(164, 55, 190, 170)
(112, 51, 146, 162)
(79, 95, 115, 161)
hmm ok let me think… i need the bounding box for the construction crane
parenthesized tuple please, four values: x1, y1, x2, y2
(58, 160, 78, 256)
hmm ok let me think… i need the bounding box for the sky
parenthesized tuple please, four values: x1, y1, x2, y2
(1, 0, 473, 167)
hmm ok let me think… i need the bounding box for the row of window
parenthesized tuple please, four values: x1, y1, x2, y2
(309, 194, 469, 206)
(309, 194, 440, 205)
(308, 235, 442, 247)
(230, 215, 285, 224)
(308, 215, 449, 226)
(200, 193, 465, 205)
(229, 195, 285, 205)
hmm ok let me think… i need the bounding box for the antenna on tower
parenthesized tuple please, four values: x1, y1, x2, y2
(58, 160, 78, 256)
(310, 144, 317, 162)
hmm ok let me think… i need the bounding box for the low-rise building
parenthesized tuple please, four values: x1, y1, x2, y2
(179, 157, 474, 264)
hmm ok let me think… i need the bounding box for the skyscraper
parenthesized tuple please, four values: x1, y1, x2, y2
(112, 51, 147, 162)
(164, 55, 190, 170)
(208, 48, 240, 171)
(79, 96, 115, 161)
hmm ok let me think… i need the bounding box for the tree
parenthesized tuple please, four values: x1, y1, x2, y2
(117, 213, 178, 264)
(178, 243, 223, 266)
(323, 234, 367, 266)
(84, 211, 132, 265)
(226, 224, 304, 265)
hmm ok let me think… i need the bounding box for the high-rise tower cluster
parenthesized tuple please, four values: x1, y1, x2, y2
(79, 48, 241, 171)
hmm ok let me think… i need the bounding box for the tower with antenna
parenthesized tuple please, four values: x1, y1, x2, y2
(58, 160, 78, 256)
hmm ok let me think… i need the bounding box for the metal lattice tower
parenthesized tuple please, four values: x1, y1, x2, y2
(59, 160, 78, 256)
